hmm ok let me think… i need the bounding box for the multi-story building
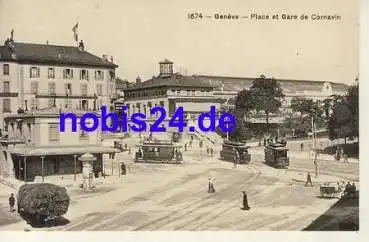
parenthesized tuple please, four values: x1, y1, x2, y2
(122, 59, 224, 124)
(0, 34, 118, 129)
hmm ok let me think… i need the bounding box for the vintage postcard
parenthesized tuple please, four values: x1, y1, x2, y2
(0, 0, 361, 237)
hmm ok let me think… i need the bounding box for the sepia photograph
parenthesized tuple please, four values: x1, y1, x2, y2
(0, 0, 360, 234)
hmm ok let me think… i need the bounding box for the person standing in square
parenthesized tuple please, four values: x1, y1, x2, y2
(9, 193, 15, 212)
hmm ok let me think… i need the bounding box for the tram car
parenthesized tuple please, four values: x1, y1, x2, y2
(220, 139, 251, 164)
(135, 140, 183, 164)
(264, 141, 289, 168)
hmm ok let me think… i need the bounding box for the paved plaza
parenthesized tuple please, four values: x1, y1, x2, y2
(0, 142, 359, 231)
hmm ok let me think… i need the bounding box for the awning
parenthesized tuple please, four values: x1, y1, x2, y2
(9, 145, 122, 156)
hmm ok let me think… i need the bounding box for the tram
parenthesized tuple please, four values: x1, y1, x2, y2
(264, 141, 289, 168)
(135, 140, 183, 164)
(220, 139, 251, 164)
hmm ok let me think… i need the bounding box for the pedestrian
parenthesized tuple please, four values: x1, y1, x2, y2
(210, 147, 214, 157)
(189, 140, 193, 147)
(351, 182, 357, 198)
(9, 193, 15, 212)
(241, 191, 250, 210)
(305, 172, 313, 187)
(121, 162, 126, 175)
(233, 148, 238, 168)
(206, 146, 210, 155)
(263, 138, 267, 146)
(208, 177, 212, 193)
(258, 140, 262, 147)
(208, 177, 215, 193)
(344, 182, 352, 197)
(337, 182, 342, 192)
(336, 147, 341, 161)
(300, 143, 304, 151)
(184, 143, 188, 151)
(343, 153, 349, 163)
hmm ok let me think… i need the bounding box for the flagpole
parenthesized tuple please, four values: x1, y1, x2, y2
(76, 17, 79, 45)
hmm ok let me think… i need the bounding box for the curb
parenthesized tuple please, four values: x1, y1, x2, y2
(0, 177, 18, 190)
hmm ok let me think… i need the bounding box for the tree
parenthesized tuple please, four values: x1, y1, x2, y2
(235, 88, 253, 118)
(235, 75, 285, 133)
(228, 109, 248, 141)
(327, 82, 359, 141)
(290, 97, 314, 118)
(322, 98, 332, 119)
(328, 102, 354, 142)
(346, 83, 359, 137)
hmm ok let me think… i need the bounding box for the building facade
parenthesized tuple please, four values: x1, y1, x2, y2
(197, 75, 349, 112)
(0, 34, 118, 130)
(122, 60, 224, 128)
(0, 107, 120, 181)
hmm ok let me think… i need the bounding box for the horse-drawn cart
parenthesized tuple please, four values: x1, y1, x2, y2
(320, 183, 343, 198)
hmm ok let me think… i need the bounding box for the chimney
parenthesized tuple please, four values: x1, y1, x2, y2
(102, 54, 108, 61)
(78, 40, 84, 51)
(110, 56, 114, 63)
(136, 76, 141, 85)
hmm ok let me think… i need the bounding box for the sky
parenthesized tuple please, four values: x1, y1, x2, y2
(0, 0, 358, 84)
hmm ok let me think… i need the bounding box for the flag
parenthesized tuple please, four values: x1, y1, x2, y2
(72, 22, 78, 42)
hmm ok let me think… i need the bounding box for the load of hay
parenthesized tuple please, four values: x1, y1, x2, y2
(17, 183, 70, 223)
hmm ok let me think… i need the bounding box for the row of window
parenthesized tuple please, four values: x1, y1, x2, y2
(125, 88, 211, 99)
(4, 122, 88, 142)
(1, 98, 104, 113)
(1, 81, 113, 96)
(125, 101, 165, 115)
(48, 124, 88, 142)
(169, 89, 211, 96)
(2, 63, 114, 81)
(28, 81, 108, 96)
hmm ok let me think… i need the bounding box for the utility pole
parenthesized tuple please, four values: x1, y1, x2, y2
(311, 109, 318, 178)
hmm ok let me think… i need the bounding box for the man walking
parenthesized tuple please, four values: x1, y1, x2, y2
(9, 193, 15, 212)
(305, 172, 313, 187)
(242, 191, 250, 210)
(121, 162, 126, 175)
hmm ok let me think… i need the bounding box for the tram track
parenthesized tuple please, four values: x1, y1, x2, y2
(178, 167, 295, 230)
(133, 164, 295, 231)
(62, 168, 217, 231)
(60, 155, 358, 231)
(132, 165, 263, 231)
